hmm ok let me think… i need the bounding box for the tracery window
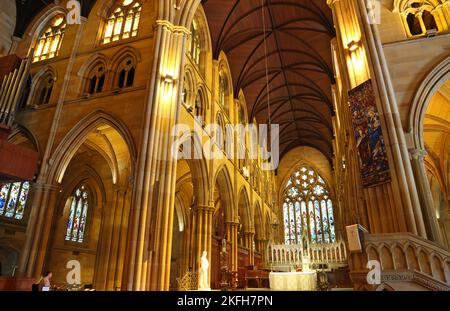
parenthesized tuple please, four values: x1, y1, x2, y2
(33, 15, 66, 63)
(116, 58, 135, 89)
(34, 72, 54, 106)
(102, 0, 142, 44)
(86, 64, 106, 95)
(195, 91, 203, 119)
(190, 20, 201, 66)
(0, 182, 30, 220)
(283, 165, 336, 245)
(398, 1, 441, 37)
(65, 185, 89, 243)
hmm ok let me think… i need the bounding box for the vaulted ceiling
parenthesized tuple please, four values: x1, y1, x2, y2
(202, 0, 336, 162)
(14, 0, 336, 163)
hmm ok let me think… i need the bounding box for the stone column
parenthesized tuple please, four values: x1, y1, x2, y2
(19, 183, 60, 278)
(225, 221, 239, 271)
(409, 148, 444, 245)
(191, 204, 214, 282)
(244, 231, 255, 265)
(18, 18, 87, 278)
(123, 19, 191, 291)
(327, 0, 427, 237)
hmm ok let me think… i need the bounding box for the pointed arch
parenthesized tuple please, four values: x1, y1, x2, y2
(409, 55, 450, 150)
(237, 186, 251, 231)
(213, 165, 235, 221)
(47, 110, 136, 186)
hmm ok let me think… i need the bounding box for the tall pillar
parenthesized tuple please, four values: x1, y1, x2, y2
(124, 18, 192, 290)
(327, 0, 427, 237)
(244, 231, 255, 265)
(226, 221, 239, 271)
(409, 149, 444, 245)
(18, 18, 87, 278)
(192, 204, 214, 284)
(19, 183, 60, 278)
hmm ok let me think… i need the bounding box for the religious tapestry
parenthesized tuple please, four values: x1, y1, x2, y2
(348, 79, 391, 187)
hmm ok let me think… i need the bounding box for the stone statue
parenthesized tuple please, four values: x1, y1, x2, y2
(198, 251, 211, 290)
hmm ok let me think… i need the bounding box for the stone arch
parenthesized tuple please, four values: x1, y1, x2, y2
(8, 124, 41, 157)
(254, 201, 264, 240)
(24, 4, 67, 48)
(408, 55, 450, 150)
(213, 165, 235, 221)
(47, 110, 136, 186)
(237, 186, 252, 232)
(27, 66, 57, 107)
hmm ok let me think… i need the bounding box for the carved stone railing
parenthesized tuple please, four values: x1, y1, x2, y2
(267, 241, 347, 269)
(349, 232, 450, 291)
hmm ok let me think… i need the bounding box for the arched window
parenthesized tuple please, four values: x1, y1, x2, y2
(219, 71, 229, 115)
(33, 14, 66, 63)
(195, 91, 203, 119)
(282, 165, 336, 245)
(0, 181, 30, 220)
(86, 64, 106, 95)
(190, 20, 201, 67)
(238, 102, 246, 125)
(102, 0, 142, 44)
(116, 58, 135, 89)
(34, 73, 54, 106)
(399, 2, 440, 37)
(65, 185, 89, 243)
(216, 113, 226, 152)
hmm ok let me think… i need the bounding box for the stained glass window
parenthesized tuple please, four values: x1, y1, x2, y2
(65, 186, 89, 243)
(283, 165, 336, 245)
(102, 0, 142, 44)
(0, 182, 30, 220)
(33, 15, 66, 63)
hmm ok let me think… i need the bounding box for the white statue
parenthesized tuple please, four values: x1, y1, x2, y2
(198, 251, 211, 290)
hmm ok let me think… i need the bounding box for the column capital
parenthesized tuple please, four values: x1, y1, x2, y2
(409, 148, 428, 160)
(194, 204, 215, 213)
(327, 0, 340, 8)
(154, 19, 190, 35)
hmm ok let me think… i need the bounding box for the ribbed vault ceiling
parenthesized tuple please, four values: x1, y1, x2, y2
(202, 0, 336, 162)
(14, 0, 336, 162)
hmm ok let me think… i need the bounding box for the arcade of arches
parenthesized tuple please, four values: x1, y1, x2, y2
(0, 0, 449, 291)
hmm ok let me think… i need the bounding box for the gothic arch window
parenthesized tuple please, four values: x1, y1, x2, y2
(399, 2, 441, 37)
(0, 181, 30, 220)
(86, 63, 106, 95)
(102, 0, 142, 45)
(216, 113, 226, 152)
(65, 185, 89, 243)
(195, 90, 203, 120)
(219, 71, 229, 116)
(34, 72, 55, 106)
(116, 57, 135, 89)
(282, 165, 336, 245)
(190, 20, 201, 67)
(33, 14, 66, 63)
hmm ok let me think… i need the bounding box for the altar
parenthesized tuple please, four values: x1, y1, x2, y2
(269, 271, 317, 291)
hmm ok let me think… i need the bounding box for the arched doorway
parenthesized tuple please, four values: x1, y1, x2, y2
(409, 56, 449, 246)
(422, 79, 450, 247)
(43, 112, 134, 291)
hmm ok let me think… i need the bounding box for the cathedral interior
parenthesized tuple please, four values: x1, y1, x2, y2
(0, 0, 449, 291)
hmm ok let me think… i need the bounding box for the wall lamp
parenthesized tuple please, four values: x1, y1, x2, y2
(347, 40, 360, 52)
(163, 74, 174, 84)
